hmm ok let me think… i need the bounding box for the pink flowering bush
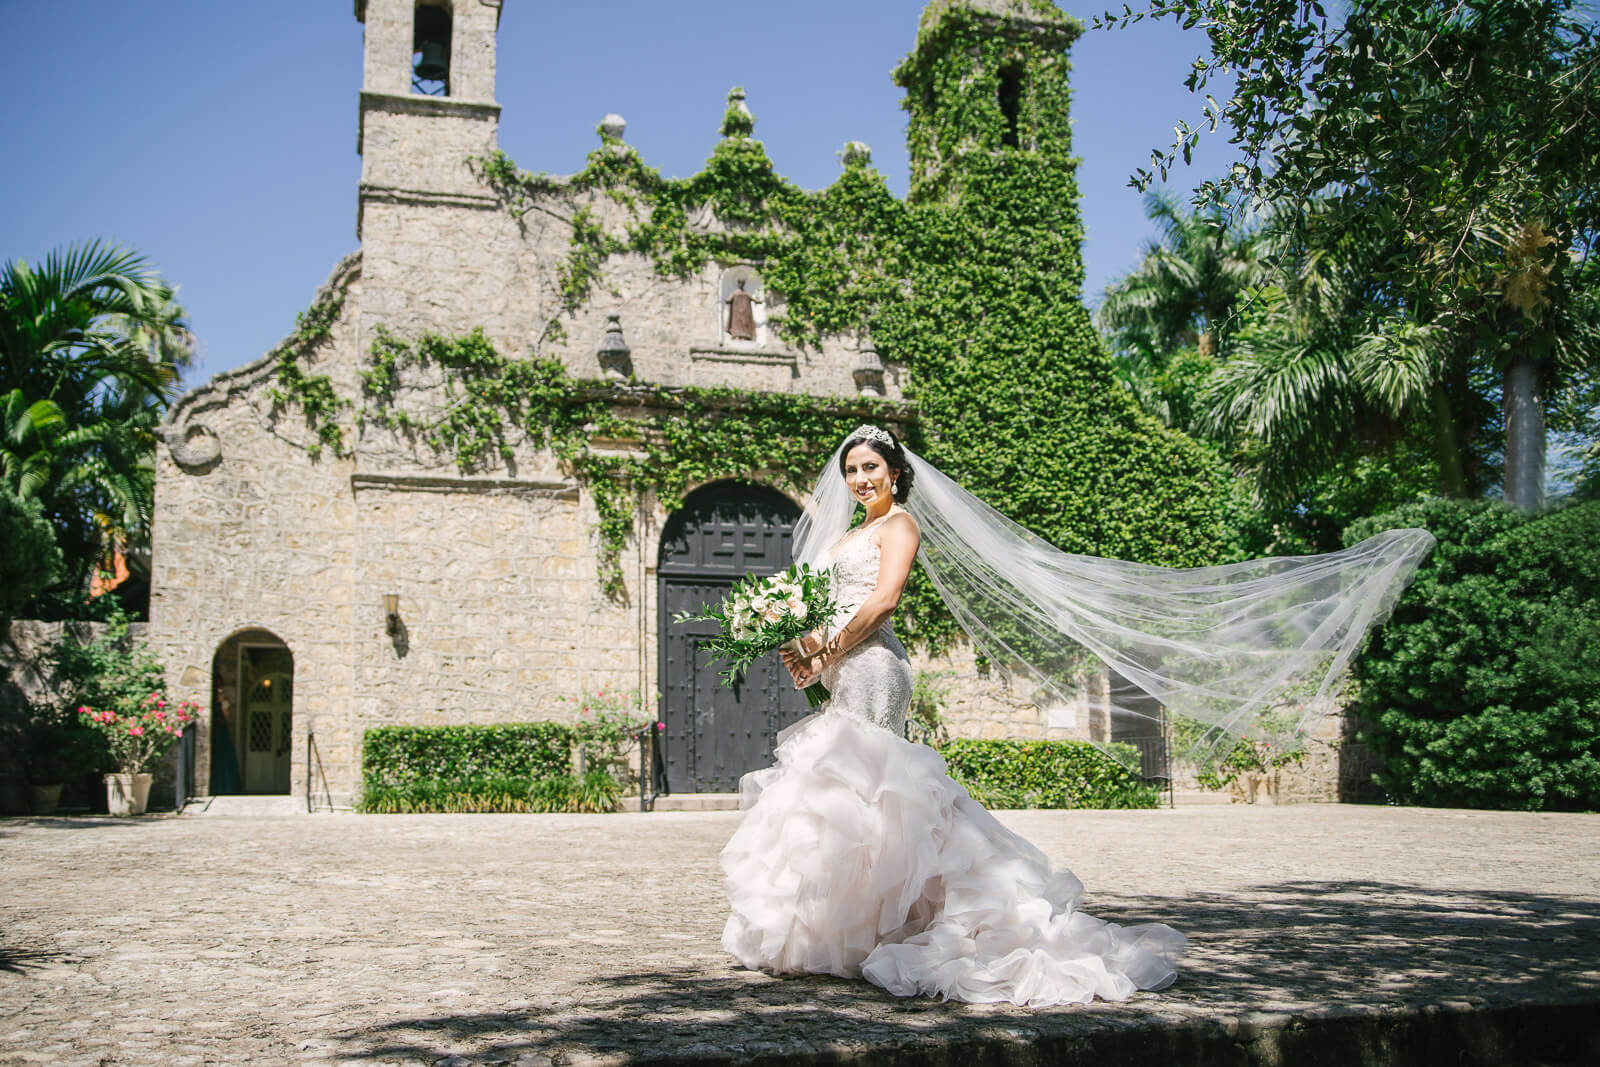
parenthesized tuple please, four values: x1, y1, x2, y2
(78, 692, 200, 774)
(570, 685, 656, 782)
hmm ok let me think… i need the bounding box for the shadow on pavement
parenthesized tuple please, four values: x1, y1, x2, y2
(324, 880, 1600, 1064)
(0, 946, 74, 975)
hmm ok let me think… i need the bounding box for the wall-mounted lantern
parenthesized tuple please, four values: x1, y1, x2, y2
(384, 593, 401, 636)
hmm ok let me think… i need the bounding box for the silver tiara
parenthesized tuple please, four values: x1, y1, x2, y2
(846, 424, 894, 447)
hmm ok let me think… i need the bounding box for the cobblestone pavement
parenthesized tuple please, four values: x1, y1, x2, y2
(2, 805, 1597, 1065)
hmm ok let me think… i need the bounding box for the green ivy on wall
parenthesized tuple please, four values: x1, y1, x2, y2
(271, 5, 1233, 645)
(267, 281, 349, 459)
(355, 326, 899, 599)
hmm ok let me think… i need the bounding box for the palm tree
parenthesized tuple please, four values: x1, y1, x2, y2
(1097, 191, 1261, 428)
(1, 389, 66, 500)
(1, 241, 187, 407)
(1097, 191, 1259, 358)
(1, 242, 190, 608)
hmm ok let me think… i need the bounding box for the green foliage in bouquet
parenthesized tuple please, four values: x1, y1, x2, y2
(672, 563, 841, 706)
(938, 738, 1162, 810)
(1345, 498, 1600, 811)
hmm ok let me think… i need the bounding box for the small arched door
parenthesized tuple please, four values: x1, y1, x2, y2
(659, 481, 810, 792)
(209, 630, 294, 795)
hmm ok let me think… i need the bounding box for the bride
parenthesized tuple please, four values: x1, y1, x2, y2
(718, 424, 1433, 1007)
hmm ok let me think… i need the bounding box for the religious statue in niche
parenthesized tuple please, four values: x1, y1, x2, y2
(725, 278, 761, 341)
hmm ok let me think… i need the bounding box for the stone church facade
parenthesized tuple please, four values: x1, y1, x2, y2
(149, 0, 1347, 805)
(148, 0, 1096, 806)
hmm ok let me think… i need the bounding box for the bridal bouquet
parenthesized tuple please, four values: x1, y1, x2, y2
(673, 563, 839, 708)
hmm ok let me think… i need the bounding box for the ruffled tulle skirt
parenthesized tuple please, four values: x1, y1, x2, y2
(720, 710, 1185, 1006)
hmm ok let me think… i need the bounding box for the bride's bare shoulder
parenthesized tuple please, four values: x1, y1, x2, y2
(881, 508, 921, 543)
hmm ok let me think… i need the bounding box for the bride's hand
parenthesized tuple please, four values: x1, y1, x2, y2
(781, 648, 821, 689)
(795, 628, 825, 657)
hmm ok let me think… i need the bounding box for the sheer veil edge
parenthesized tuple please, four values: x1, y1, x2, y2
(794, 440, 1435, 765)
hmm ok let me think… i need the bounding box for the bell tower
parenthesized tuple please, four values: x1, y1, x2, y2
(894, 0, 1080, 204)
(353, 0, 504, 235)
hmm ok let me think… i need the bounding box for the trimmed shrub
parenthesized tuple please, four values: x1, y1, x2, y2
(1345, 499, 1600, 810)
(361, 723, 574, 787)
(938, 739, 1162, 810)
(357, 769, 622, 814)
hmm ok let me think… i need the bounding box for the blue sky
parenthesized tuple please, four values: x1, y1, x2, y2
(4, 1, 1237, 389)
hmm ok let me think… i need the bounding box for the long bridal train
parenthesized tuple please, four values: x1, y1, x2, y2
(720, 708, 1185, 1007)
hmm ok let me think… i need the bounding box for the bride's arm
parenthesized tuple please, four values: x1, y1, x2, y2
(816, 512, 920, 665)
(782, 513, 920, 687)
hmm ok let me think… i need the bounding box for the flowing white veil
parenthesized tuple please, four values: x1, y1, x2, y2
(794, 433, 1436, 767)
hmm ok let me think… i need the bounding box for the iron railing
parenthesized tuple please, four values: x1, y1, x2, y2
(174, 722, 197, 811)
(305, 730, 335, 813)
(1117, 730, 1175, 809)
(634, 722, 670, 811)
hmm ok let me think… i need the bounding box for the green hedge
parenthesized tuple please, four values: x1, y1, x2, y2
(938, 739, 1162, 810)
(1346, 499, 1600, 811)
(357, 770, 622, 814)
(361, 723, 574, 787)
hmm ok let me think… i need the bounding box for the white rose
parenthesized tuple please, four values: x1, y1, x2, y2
(750, 595, 769, 613)
(787, 598, 807, 620)
(759, 603, 783, 623)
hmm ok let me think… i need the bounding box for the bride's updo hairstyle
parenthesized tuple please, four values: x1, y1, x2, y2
(838, 425, 915, 504)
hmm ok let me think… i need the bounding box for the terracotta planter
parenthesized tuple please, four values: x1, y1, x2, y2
(28, 783, 64, 815)
(105, 772, 153, 816)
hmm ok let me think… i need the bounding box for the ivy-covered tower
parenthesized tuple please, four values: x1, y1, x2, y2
(895, 0, 1081, 208)
(882, 0, 1228, 566)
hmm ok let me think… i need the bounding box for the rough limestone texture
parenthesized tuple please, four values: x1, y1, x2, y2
(0, 806, 1595, 1065)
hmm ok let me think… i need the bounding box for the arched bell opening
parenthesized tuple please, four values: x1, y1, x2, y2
(209, 629, 294, 795)
(997, 62, 1024, 149)
(412, 1, 452, 96)
(657, 481, 808, 792)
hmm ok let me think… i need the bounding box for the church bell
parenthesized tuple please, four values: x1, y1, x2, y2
(412, 6, 452, 85)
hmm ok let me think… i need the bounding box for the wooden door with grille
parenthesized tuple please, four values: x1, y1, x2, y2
(659, 482, 809, 792)
(243, 671, 293, 793)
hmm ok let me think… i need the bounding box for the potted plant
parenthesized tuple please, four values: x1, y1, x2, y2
(22, 717, 72, 814)
(78, 693, 199, 815)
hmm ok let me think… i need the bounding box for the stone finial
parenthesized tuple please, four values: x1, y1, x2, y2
(853, 338, 886, 397)
(598, 114, 627, 142)
(841, 141, 872, 167)
(597, 313, 632, 380)
(720, 87, 755, 139)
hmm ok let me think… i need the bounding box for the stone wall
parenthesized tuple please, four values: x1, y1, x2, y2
(354, 188, 902, 403)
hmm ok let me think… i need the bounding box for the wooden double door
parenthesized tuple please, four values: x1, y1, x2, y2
(659, 482, 811, 793)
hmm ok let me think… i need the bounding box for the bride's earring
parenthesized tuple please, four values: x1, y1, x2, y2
(892, 480, 899, 495)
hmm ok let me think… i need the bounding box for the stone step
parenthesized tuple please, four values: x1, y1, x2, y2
(648, 792, 740, 812)
(1171, 789, 1237, 806)
(184, 794, 308, 817)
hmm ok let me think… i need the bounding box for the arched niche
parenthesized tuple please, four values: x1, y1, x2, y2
(718, 265, 768, 347)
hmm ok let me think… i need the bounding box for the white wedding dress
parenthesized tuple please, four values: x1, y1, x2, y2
(720, 516, 1186, 1006)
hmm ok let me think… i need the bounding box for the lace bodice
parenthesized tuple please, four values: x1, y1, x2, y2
(824, 517, 896, 625)
(816, 515, 912, 734)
